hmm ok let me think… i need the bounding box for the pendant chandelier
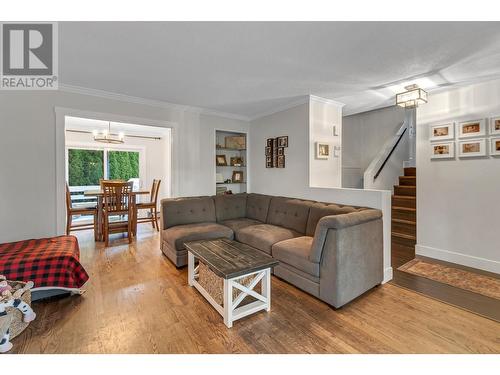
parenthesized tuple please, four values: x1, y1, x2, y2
(93, 121, 125, 144)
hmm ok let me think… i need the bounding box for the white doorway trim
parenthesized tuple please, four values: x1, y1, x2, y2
(55, 106, 179, 236)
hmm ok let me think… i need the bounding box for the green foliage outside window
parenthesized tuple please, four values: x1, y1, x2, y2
(68, 149, 139, 186)
(108, 151, 140, 180)
(68, 149, 104, 186)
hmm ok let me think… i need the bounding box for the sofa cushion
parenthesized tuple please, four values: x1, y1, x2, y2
(220, 218, 261, 232)
(272, 236, 319, 277)
(162, 197, 216, 229)
(235, 224, 300, 254)
(162, 222, 233, 250)
(246, 193, 272, 222)
(266, 197, 312, 234)
(305, 202, 365, 236)
(214, 193, 247, 222)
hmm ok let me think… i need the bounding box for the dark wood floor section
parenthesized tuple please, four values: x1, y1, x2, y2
(11, 228, 500, 354)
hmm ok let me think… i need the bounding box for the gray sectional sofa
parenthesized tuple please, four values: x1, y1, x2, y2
(160, 193, 383, 308)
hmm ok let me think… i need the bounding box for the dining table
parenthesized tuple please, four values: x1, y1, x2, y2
(84, 188, 150, 242)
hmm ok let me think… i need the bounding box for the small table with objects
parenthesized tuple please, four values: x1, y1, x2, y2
(185, 238, 279, 328)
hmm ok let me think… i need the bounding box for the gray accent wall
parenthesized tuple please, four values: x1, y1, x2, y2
(342, 106, 406, 188)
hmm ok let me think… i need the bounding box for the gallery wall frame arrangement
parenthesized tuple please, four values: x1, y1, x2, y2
(428, 116, 500, 160)
(266, 136, 288, 168)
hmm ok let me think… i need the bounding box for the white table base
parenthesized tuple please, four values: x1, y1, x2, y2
(188, 251, 271, 328)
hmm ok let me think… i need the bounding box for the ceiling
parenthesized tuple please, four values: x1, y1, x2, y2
(59, 22, 500, 119)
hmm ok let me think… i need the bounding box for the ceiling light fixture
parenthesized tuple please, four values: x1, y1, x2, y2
(396, 84, 428, 108)
(93, 122, 125, 144)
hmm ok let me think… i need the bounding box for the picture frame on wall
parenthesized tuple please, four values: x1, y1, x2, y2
(458, 138, 487, 158)
(490, 116, 500, 135)
(458, 119, 486, 139)
(277, 147, 284, 156)
(315, 142, 330, 159)
(266, 138, 273, 147)
(429, 123, 455, 141)
(277, 136, 288, 148)
(490, 137, 500, 156)
(277, 155, 285, 168)
(430, 142, 455, 159)
(265, 146, 272, 156)
(266, 156, 273, 168)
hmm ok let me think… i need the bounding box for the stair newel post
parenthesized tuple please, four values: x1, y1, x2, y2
(405, 107, 417, 168)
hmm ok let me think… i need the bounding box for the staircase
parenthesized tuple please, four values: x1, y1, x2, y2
(392, 167, 416, 268)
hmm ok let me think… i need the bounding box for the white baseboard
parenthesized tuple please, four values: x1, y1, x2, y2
(416, 244, 500, 274)
(383, 267, 393, 284)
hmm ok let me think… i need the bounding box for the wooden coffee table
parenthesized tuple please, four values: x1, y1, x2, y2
(185, 238, 279, 328)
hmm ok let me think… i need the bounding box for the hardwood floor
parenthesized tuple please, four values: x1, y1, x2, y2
(11, 227, 500, 354)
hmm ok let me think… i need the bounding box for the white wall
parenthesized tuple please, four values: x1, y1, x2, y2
(342, 106, 406, 188)
(309, 98, 343, 188)
(416, 79, 500, 273)
(0, 90, 249, 243)
(249, 100, 393, 282)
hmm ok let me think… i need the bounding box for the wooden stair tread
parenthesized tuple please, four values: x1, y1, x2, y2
(392, 231, 416, 240)
(392, 195, 415, 200)
(392, 218, 416, 225)
(392, 206, 416, 212)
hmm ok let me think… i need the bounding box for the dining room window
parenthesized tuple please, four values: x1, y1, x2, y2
(68, 148, 105, 187)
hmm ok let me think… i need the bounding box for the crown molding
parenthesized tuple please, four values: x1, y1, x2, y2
(248, 96, 310, 121)
(58, 84, 251, 122)
(309, 95, 345, 108)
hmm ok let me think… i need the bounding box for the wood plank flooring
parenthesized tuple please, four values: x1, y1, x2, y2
(11, 227, 500, 354)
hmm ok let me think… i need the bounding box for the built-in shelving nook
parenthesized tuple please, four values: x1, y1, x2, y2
(215, 130, 247, 195)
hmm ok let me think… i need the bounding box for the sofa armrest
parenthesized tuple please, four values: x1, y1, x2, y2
(314, 211, 383, 308)
(309, 209, 382, 262)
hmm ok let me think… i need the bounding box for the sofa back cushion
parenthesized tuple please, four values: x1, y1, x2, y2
(214, 193, 247, 222)
(246, 193, 272, 222)
(305, 203, 367, 236)
(162, 197, 216, 228)
(266, 197, 311, 234)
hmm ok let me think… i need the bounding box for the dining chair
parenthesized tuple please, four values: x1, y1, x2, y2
(65, 183, 98, 240)
(135, 179, 161, 232)
(101, 181, 134, 247)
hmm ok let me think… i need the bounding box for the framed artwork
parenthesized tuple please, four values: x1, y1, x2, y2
(490, 137, 500, 156)
(430, 123, 454, 141)
(490, 116, 500, 135)
(458, 138, 487, 158)
(232, 171, 244, 182)
(277, 147, 284, 156)
(230, 157, 244, 166)
(315, 142, 330, 159)
(266, 138, 273, 147)
(430, 142, 455, 159)
(277, 136, 289, 148)
(265, 146, 272, 156)
(277, 155, 285, 168)
(216, 154, 227, 166)
(458, 119, 486, 139)
(225, 136, 246, 150)
(266, 156, 273, 168)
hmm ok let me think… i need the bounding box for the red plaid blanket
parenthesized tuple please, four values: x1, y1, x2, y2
(0, 235, 89, 289)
